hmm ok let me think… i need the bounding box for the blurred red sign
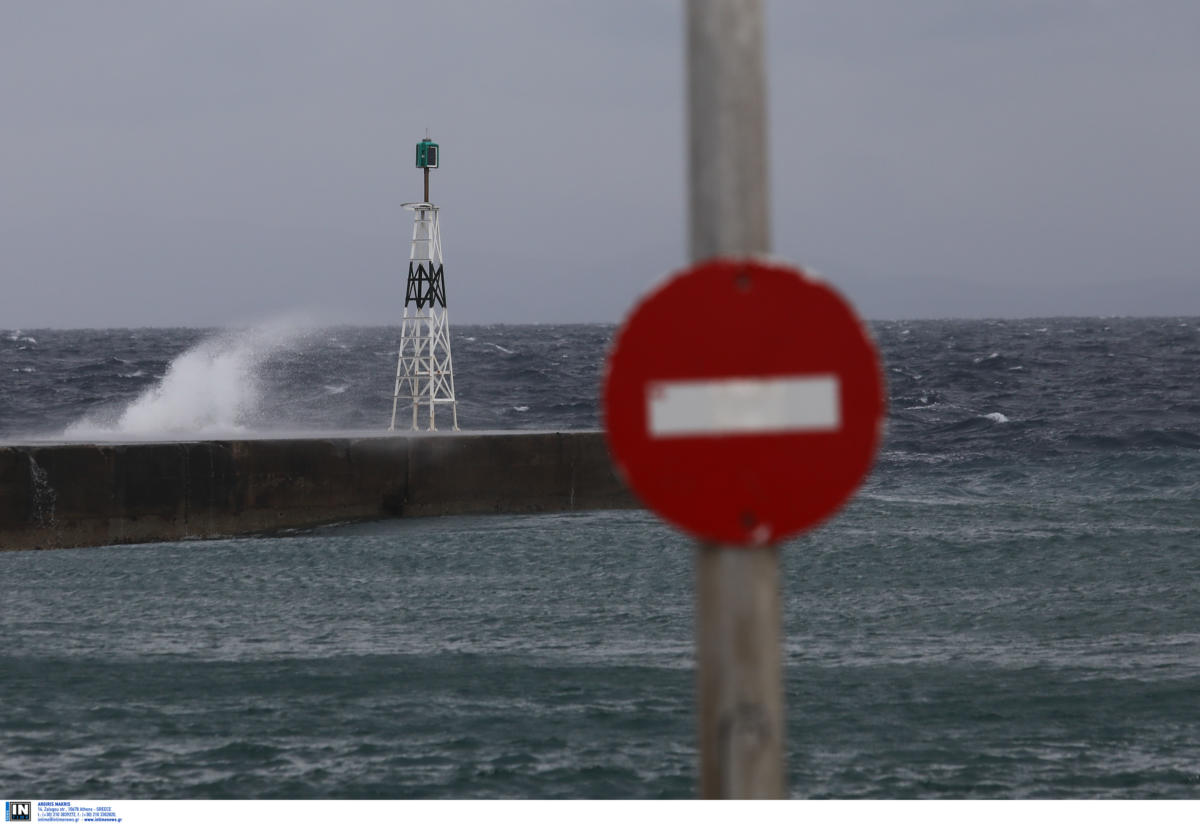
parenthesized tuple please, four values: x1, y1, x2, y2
(603, 258, 885, 546)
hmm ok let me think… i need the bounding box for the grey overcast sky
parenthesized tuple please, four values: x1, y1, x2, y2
(2, 1, 1198, 328)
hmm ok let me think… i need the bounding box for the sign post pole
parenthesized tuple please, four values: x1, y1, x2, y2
(686, 0, 784, 798)
(607, 0, 881, 798)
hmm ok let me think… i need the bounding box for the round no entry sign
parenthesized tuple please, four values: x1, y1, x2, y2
(603, 259, 885, 546)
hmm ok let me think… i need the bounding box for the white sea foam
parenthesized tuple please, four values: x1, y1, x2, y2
(983, 412, 1010, 423)
(65, 318, 307, 438)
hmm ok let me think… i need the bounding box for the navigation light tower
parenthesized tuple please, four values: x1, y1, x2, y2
(390, 136, 459, 431)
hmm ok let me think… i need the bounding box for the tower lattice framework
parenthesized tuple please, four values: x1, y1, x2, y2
(390, 198, 458, 431)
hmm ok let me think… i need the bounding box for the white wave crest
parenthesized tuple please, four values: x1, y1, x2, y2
(65, 319, 307, 438)
(983, 412, 1010, 423)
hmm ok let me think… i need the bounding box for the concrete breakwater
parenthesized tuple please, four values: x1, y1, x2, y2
(0, 431, 636, 551)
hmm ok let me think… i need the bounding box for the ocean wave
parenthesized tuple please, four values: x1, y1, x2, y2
(1064, 429, 1200, 451)
(2, 317, 1195, 448)
(931, 414, 1013, 434)
(64, 319, 308, 438)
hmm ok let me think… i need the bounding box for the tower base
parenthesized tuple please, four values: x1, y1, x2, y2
(390, 306, 458, 432)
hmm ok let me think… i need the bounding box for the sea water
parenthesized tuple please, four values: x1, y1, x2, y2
(1, 318, 1198, 797)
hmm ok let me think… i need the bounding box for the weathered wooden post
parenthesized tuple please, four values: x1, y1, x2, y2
(687, 1, 782, 796)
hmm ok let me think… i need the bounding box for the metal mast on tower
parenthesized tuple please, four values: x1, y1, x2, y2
(390, 136, 459, 431)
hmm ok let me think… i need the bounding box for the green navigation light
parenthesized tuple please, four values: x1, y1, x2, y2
(416, 139, 439, 169)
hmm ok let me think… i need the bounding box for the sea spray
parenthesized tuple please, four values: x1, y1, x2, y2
(65, 318, 312, 438)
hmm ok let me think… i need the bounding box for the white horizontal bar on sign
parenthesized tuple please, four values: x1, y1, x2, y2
(648, 374, 841, 437)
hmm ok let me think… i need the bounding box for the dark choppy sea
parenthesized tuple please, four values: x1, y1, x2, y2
(2, 318, 1199, 798)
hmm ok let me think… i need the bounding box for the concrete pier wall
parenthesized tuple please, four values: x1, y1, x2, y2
(0, 432, 636, 551)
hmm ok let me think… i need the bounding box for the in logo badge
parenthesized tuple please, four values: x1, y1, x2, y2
(5, 802, 31, 822)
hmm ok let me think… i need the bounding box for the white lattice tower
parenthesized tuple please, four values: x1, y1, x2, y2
(390, 199, 459, 431)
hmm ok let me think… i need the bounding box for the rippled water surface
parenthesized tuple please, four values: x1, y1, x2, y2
(2, 318, 1199, 797)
